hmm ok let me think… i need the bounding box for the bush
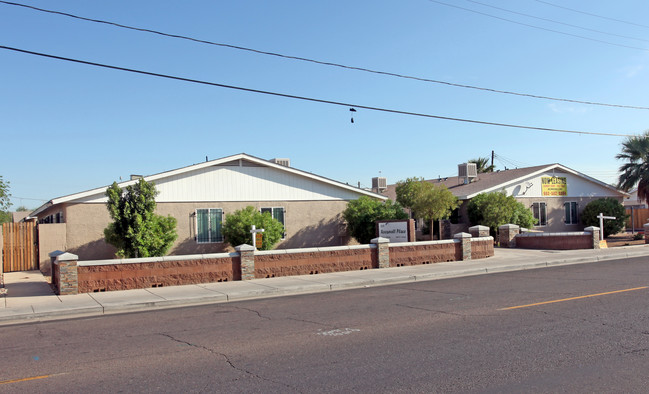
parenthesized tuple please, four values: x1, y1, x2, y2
(342, 196, 408, 244)
(467, 191, 536, 234)
(222, 206, 284, 250)
(581, 198, 628, 238)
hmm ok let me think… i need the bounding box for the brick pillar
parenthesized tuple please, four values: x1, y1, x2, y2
(371, 237, 390, 268)
(407, 219, 416, 242)
(454, 232, 472, 261)
(469, 225, 489, 238)
(56, 252, 79, 295)
(644, 223, 649, 244)
(585, 226, 600, 249)
(236, 244, 256, 280)
(498, 224, 520, 248)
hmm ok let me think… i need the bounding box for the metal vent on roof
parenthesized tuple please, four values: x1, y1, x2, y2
(372, 177, 387, 192)
(270, 158, 290, 167)
(458, 163, 477, 184)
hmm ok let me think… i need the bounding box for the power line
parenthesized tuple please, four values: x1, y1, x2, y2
(0, 44, 635, 137)
(533, 0, 649, 30)
(428, 0, 649, 51)
(466, 0, 649, 43)
(2, 1, 649, 111)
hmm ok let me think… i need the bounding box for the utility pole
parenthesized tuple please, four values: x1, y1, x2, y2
(491, 150, 495, 169)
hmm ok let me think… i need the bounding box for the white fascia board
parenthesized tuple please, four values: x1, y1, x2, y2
(38, 153, 387, 207)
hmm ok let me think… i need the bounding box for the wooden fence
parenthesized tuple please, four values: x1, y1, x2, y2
(2, 222, 38, 272)
(626, 208, 649, 231)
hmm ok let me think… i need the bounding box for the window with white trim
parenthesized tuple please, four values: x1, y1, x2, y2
(261, 207, 285, 238)
(196, 208, 223, 243)
(564, 201, 578, 224)
(533, 202, 547, 226)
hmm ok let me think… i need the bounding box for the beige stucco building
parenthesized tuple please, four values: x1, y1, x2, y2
(382, 163, 627, 234)
(30, 153, 386, 272)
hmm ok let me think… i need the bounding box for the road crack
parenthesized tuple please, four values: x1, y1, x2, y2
(159, 333, 300, 392)
(231, 306, 272, 320)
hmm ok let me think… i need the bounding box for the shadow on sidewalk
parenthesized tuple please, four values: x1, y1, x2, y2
(2, 271, 55, 298)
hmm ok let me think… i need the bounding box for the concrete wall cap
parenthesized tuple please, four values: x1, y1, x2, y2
(584, 226, 600, 231)
(454, 232, 472, 239)
(498, 224, 520, 230)
(390, 240, 457, 247)
(469, 225, 489, 231)
(55, 252, 79, 262)
(471, 236, 494, 242)
(370, 237, 390, 244)
(235, 244, 255, 252)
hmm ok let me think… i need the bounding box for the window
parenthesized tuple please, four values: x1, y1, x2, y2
(533, 202, 547, 226)
(196, 208, 223, 243)
(261, 207, 285, 238)
(564, 202, 578, 224)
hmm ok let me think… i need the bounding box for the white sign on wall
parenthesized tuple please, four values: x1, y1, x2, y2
(378, 221, 409, 243)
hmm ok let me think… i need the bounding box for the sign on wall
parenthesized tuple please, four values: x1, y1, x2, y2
(377, 221, 409, 243)
(541, 177, 567, 196)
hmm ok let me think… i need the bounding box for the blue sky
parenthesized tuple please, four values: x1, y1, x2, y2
(2, 0, 649, 209)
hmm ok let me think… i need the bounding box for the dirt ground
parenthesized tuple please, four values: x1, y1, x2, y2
(605, 232, 646, 247)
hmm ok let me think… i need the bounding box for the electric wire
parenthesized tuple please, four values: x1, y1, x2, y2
(428, 0, 649, 51)
(533, 0, 649, 30)
(466, 0, 649, 43)
(1, 0, 649, 111)
(0, 44, 635, 137)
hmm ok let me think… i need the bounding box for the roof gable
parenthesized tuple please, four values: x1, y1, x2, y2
(31, 153, 385, 216)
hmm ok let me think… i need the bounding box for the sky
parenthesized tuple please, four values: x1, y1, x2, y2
(2, 0, 649, 210)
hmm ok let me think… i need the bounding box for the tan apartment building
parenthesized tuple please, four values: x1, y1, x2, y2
(30, 153, 387, 272)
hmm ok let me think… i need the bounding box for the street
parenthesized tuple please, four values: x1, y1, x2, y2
(2, 256, 649, 393)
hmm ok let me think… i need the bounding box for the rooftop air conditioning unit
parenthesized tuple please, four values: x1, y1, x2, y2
(458, 163, 478, 184)
(270, 158, 290, 167)
(372, 177, 387, 192)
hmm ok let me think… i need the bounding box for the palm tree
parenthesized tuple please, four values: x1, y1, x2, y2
(469, 157, 495, 173)
(616, 131, 649, 205)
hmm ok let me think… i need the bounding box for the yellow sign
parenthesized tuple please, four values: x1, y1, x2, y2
(541, 177, 567, 196)
(599, 240, 608, 249)
(256, 233, 263, 247)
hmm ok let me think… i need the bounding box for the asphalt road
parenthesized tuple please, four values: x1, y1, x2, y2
(2, 256, 649, 393)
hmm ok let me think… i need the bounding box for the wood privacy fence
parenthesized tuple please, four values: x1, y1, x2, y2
(2, 222, 38, 272)
(626, 208, 649, 231)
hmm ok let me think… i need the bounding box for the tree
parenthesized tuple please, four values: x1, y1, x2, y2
(0, 176, 12, 224)
(469, 157, 495, 173)
(581, 198, 627, 238)
(104, 179, 178, 258)
(342, 196, 408, 244)
(395, 178, 459, 235)
(616, 131, 649, 205)
(222, 206, 284, 250)
(467, 191, 536, 233)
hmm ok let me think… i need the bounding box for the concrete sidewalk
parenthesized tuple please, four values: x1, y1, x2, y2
(1, 245, 648, 326)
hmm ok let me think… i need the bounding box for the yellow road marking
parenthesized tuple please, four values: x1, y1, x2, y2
(500, 286, 648, 311)
(0, 373, 62, 385)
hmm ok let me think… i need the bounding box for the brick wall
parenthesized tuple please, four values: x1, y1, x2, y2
(57, 235, 495, 294)
(515, 232, 592, 250)
(471, 238, 495, 259)
(255, 246, 375, 278)
(76, 254, 239, 293)
(390, 241, 461, 267)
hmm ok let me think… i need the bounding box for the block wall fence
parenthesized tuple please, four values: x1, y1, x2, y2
(52, 231, 495, 295)
(498, 224, 601, 250)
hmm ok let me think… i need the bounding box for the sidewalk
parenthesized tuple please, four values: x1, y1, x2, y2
(1, 245, 648, 326)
